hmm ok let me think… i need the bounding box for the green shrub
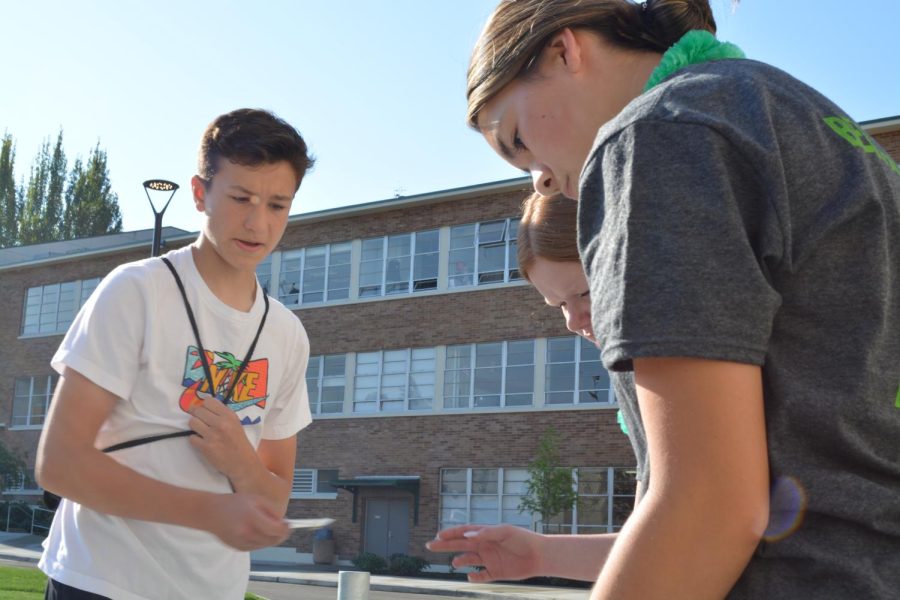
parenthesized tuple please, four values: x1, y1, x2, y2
(388, 553, 429, 576)
(351, 552, 388, 574)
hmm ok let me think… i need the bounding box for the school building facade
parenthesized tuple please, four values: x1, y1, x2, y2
(1, 117, 897, 567)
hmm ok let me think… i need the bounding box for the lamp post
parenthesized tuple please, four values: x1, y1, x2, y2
(143, 179, 179, 257)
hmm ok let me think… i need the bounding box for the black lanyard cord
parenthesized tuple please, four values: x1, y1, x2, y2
(100, 257, 269, 453)
(161, 257, 269, 404)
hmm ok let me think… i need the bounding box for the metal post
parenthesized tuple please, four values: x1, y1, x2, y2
(337, 570, 370, 600)
(151, 211, 165, 257)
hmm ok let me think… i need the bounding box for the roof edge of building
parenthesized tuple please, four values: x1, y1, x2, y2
(861, 115, 900, 134)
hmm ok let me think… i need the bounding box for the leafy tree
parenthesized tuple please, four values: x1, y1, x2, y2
(17, 138, 51, 245)
(0, 441, 26, 493)
(63, 143, 122, 239)
(43, 130, 67, 241)
(0, 133, 17, 247)
(518, 426, 578, 533)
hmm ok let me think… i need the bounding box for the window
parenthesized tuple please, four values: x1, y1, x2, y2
(256, 255, 272, 295)
(306, 354, 346, 415)
(358, 230, 439, 297)
(278, 242, 351, 305)
(292, 468, 340, 498)
(3, 470, 40, 494)
(545, 336, 612, 405)
(353, 348, 436, 412)
(448, 218, 521, 288)
(543, 467, 637, 534)
(443, 340, 534, 409)
(21, 277, 99, 336)
(439, 468, 531, 531)
(12, 375, 57, 428)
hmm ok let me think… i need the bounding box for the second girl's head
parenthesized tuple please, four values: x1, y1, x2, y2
(518, 192, 596, 344)
(468, 0, 716, 198)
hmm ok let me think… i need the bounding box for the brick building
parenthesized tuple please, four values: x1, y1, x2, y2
(1, 116, 897, 567)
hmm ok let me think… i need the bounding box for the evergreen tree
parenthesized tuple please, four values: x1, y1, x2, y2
(43, 129, 67, 241)
(63, 143, 122, 239)
(0, 134, 17, 247)
(18, 138, 51, 245)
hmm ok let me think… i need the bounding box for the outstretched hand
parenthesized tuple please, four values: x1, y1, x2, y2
(426, 524, 545, 583)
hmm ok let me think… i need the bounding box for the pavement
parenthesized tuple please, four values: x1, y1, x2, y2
(0, 531, 590, 599)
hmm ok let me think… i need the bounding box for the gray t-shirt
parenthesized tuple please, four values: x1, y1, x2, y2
(578, 59, 900, 598)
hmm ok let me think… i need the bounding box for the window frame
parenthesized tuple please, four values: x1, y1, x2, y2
(291, 468, 339, 499)
(306, 354, 347, 416)
(448, 218, 522, 289)
(20, 277, 100, 337)
(544, 336, 614, 405)
(443, 340, 534, 409)
(11, 375, 57, 430)
(353, 347, 436, 413)
(277, 242, 352, 306)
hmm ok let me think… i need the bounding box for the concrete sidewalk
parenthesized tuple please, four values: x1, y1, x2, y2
(0, 532, 590, 599)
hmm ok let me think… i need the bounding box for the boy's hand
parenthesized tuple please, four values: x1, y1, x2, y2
(206, 492, 290, 551)
(188, 397, 258, 480)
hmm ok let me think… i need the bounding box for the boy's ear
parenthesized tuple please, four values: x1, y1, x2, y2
(191, 175, 207, 212)
(544, 27, 584, 74)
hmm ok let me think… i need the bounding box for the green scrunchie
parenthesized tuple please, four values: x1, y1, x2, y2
(644, 29, 745, 92)
(617, 409, 629, 435)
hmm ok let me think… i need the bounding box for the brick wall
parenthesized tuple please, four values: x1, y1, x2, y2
(287, 408, 634, 561)
(872, 130, 900, 161)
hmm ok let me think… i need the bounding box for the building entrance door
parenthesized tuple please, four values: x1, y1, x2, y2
(363, 498, 409, 558)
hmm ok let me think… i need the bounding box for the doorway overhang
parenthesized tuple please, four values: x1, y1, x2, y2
(330, 476, 421, 525)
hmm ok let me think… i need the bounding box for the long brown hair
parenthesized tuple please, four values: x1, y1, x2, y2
(517, 192, 580, 282)
(467, 0, 717, 129)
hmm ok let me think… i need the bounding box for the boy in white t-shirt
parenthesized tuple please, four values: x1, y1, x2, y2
(35, 108, 315, 600)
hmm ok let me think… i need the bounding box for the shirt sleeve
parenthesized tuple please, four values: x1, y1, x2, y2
(579, 119, 783, 372)
(50, 264, 150, 400)
(261, 315, 312, 440)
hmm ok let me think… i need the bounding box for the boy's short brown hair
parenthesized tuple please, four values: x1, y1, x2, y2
(197, 108, 314, 190)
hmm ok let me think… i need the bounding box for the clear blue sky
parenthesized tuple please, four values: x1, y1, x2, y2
(1, 0, 897, 234)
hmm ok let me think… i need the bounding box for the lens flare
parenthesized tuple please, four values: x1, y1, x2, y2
(763, 475, 808, 542)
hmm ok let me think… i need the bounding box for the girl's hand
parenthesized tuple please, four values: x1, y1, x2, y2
(426, 524, 545, 582)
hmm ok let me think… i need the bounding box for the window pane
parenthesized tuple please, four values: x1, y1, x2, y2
(475, 343, 502, 368)
(613, 496, 635, 526)
(505, 393, 532, 407)
(548, 337, 575, 363)
(317, 469, 339, 493)
(613, 468, 638, 495)
(472, 469, 498, 494)
(320, 387, 344, 413)
(578, 496, 609, 527)
(478, 221, 506, 244)
(323, 355, 345, 377)
(506, 340, 533, 365)
(505, 365, 533, 394)
(441, 469, 467, 493)
(546, 363, 576, 393)
(578, 468, 607, 495)
(474, 367, 501, 397)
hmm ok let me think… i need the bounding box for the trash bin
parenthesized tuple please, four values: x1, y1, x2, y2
(312, 527, 335, 564)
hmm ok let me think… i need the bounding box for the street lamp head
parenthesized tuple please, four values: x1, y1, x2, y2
(143, 179, 179, 192)
(143, 178, 180, 258)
